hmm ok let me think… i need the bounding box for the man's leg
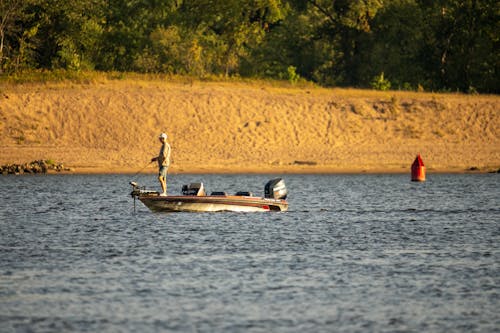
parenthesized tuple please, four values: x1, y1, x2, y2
(158, 167, 167, 195)
(159, 175, 166, 194)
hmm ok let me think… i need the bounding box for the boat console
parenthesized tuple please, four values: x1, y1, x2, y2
(182, 183, 206, 196)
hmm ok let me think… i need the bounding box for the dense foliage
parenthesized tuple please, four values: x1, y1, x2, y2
(1, 0, 498, 92)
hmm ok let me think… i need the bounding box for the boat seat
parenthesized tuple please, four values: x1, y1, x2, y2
(235, 191, 253, 196)
(210, 191, 227, 196)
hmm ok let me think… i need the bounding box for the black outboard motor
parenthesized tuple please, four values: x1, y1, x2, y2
(264, 178, 287, 200)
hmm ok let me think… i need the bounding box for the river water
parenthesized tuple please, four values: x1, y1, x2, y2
(0, 173, 499, 332)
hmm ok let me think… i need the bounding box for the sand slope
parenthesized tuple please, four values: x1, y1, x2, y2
(1, 80, 499, 173)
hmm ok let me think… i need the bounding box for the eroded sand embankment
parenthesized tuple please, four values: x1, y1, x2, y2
(1, 80, 499, 174)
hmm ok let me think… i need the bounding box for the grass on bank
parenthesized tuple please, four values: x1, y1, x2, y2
(0, 69, 317, 89)
(0, 70, 494, 101)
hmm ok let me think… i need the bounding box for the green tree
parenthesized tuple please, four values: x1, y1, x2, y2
(14, 0, 106, 71)
(177, 0, 285, 76)
(98, 0, 179, 71)
(355, 0, 427, 89)
(0, 0, 33, 72)
(422, 0, 499, 92)
(253, 0, 384, 85)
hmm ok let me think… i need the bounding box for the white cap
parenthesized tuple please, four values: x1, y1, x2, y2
(159, 133, 168, 140)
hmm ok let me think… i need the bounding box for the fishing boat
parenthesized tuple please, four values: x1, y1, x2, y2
(130, 178, 288, 212)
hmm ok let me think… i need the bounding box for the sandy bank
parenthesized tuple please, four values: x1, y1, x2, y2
(1, 80, 499, 174)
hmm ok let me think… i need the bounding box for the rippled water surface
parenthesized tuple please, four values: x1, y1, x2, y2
(1, 173, 499, 332)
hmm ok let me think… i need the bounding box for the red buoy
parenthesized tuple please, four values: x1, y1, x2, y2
(411, 154, 426, 182)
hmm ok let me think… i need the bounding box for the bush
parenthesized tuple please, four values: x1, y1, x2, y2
(287, 66, 300, 84)
(371, 72, 391, 91)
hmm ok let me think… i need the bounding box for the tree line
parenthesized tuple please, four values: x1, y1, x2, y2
(1, 0, 498, 93)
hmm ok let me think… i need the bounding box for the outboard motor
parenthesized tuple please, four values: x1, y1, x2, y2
(264, 178, 287, 200)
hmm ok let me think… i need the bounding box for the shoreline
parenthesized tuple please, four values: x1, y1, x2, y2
(3, 164, 496, 175)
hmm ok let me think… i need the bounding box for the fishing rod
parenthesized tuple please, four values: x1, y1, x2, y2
(129, 160, 153, 195)
(130, 161, 153, 213)
(130, 160, 153, 179)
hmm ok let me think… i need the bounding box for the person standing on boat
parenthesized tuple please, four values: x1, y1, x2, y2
(151, 133, 171, 196)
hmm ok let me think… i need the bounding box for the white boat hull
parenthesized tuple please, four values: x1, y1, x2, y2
(138, 195, 288, 212)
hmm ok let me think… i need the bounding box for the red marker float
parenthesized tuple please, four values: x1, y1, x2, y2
(411, 154, 426, 182)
